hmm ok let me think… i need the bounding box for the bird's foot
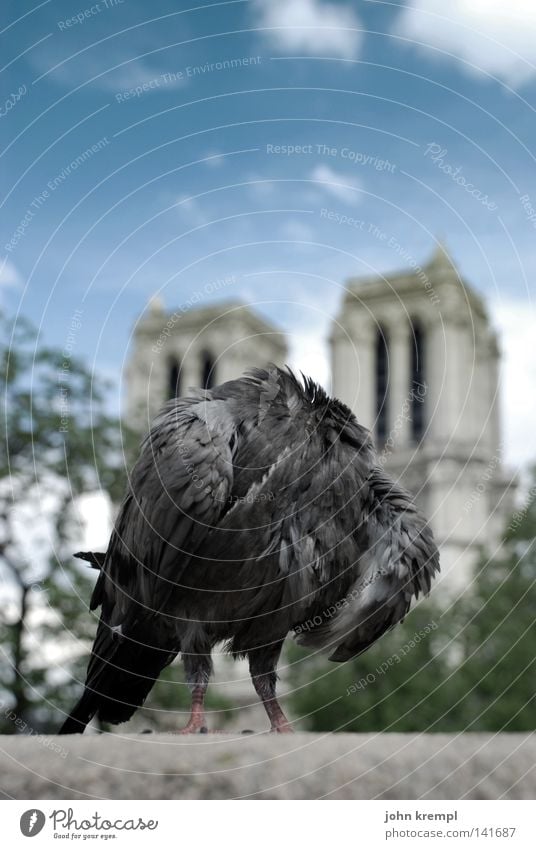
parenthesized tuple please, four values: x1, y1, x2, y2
(176, 724, 205, 734)
(175, 721, 228, 734)
(270, 721, 294, 733)
(175, 714, 207, 734)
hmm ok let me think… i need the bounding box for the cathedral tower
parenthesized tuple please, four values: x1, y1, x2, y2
(330, 244, 514, 590)
(125, 298, 287, 432)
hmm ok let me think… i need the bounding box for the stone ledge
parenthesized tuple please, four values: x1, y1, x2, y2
(1, 733, 534, 800)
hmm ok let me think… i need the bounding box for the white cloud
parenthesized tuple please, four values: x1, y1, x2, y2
(175, 194, 208, 227)
(310, 163, 362, 203)
(95, 60, 184, 94)
(246, 174, 277, 197)
(281, 219, 315, 242)
(491, 298, 536, 467)
(0, 258, 23, 288)
(253, 0, 363, 58)
(204, 151, 226, 168)
(29, 45, 184, 94)
(395, 0, 536, 86)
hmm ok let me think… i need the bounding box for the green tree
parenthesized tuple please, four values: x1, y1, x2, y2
(451, 479, 536, 731)
(0, 312, 137, 733)
(287, 601, 446, 732)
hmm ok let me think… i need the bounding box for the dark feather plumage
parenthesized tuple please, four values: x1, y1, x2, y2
(59, 366, 439, 734)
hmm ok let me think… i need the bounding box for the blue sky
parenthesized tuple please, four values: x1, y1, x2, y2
(1, 0, 536, 465)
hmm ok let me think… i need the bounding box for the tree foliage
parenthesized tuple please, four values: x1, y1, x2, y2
(0, 312, 137, 733)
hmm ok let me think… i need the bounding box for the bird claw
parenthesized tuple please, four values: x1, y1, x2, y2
(175, 720, 206, 734)
(270, 723, 294, 733)
(175, 723, 227, 734)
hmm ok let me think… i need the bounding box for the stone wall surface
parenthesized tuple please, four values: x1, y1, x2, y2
(0, 733, 534, 800)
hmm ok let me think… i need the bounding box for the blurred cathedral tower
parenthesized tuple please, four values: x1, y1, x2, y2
(330, 244, 514, 590)
(125, 297, 287, 433)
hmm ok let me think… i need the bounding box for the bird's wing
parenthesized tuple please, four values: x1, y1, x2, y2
(297, 465, 440, 661)
(190, 430, 371, 650)
(91, 396, 236, 621)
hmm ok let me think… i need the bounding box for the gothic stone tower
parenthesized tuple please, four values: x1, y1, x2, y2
(125, 298, 287, 432)
(330, 244, 514, 591)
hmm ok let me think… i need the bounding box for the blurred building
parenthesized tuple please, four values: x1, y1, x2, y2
(125, 298, 287, 431)
(126, 246, 514, 590)
(331, 244, 515, 590)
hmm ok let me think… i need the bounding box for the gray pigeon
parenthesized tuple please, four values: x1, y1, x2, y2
(59, 367, 439, 734)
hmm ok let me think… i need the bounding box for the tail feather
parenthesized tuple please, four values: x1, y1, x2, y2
(58, 691, 97, 735)
(74, 550, 106, 569)
(59, 619, 178, 734)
